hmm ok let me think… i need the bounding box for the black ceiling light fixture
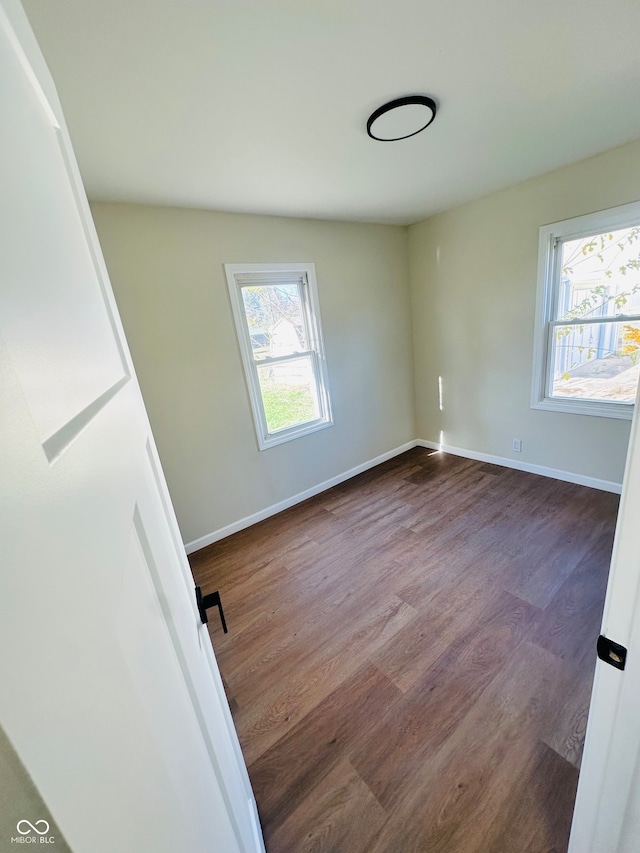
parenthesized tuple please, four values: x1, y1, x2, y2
(366, 95, 437, 142)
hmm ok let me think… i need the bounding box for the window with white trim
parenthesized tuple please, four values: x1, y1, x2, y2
(225, 263, 333, 449)
(531, 201, 640, 419)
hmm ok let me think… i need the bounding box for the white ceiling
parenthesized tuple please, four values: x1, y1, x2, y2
(21, 0, 640, 225)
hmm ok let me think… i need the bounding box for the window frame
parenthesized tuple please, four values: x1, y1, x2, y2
(531, 200, 640, 420)
(225, 262, 333, 450)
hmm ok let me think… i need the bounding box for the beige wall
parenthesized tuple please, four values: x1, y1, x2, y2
(93, 139, 640, 547)
(92, 203, 414, 545)
(408, 139, 640, 485)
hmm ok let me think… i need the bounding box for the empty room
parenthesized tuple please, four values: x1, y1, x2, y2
(4, 0, 640, 851)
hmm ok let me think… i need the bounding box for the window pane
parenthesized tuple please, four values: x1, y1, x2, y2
(257, 356, 320, 433)
(241, 283, 307, 360)
(551, 320, 640, 403)
(558, 226, 640, 321)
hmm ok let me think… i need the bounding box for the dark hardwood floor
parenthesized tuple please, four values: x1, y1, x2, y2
(189, 448, 619, 853)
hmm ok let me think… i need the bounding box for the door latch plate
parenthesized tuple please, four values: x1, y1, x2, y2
(597, 635, 627, 671)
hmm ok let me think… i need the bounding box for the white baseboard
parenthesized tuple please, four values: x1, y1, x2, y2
(415, 439, 622, 495)
(184, 440, 417, 554)
(185, 437, 622, 553)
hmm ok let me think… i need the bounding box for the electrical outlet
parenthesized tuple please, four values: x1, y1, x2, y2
(512, 438, 522, 452)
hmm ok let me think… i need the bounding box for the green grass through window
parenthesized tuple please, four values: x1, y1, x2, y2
(262, 384, 316, 432)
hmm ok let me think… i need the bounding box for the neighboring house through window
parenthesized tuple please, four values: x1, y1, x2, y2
(531, 201, 640, 419)
(225, 262, 333, 449)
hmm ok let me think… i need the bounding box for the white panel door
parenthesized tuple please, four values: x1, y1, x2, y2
(568, 371, 640, 849)
(0, 2, 265, 851)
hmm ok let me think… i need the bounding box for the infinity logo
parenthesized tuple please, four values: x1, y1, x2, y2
(16, 820, 50, 836)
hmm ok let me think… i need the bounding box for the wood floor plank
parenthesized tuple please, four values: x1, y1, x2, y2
(541, 665, 596, 769)
(363, 642, 568, 853)
(234, 594, 417, 764)
(405, 590, 538, 742)
(212, 528, 420, 689)
(222, 544, 421, 707)
(266, 758, 387, 853)
(373, 574, 499, 692)
(248, 663, 403, 833)
(481, 740, 579, 853)
(189, 448, 618, 853)
(532, 528, 616, 670)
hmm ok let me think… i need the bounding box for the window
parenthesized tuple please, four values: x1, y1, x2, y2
(531, 201, 640, 419)
(225, 263, 333, 449)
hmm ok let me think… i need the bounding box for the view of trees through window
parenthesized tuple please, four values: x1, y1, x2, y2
(552, 225, 640, 404)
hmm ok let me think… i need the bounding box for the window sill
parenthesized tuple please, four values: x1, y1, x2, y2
(531, 397, 634, 420)
(257, 418, 334, 451)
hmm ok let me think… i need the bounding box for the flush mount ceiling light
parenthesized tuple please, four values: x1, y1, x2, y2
(366, 95, 437, 142)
